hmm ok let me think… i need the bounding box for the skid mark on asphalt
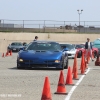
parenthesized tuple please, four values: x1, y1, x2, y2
(64, 68, 90, 100)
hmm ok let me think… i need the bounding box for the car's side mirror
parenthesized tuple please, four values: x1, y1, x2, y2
(63, 48, 69, 51)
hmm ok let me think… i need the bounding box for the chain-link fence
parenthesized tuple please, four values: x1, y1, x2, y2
(0, 19, 100, 33)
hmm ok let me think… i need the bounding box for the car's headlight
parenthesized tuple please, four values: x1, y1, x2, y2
(19, 59, 23, 62)
(55, 60, 60, 63)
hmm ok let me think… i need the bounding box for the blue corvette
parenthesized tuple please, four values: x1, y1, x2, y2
(17, 41, 68, 70)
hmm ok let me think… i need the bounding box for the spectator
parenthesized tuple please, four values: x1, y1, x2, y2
(33, 36, 38, 41)
(85, 38, 94, 61)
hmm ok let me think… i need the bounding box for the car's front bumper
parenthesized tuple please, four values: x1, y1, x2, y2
(68, 54, 75, 58)
(17, 60, 62, 68)
(65, 51, 76, 58)
(8, 48, 20, 52)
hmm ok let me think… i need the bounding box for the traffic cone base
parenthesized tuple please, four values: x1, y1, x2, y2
(81, 74, 86, 75)
(65, 84, 74, 86)
(54, 92, 68, 95)
(73, 78, 79, 80)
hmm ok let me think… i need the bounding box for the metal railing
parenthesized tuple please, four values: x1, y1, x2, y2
(0, 19, 100, 33)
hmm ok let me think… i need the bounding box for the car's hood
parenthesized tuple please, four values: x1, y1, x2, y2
(19, 50, 63, 60)
(76, 48, 85, 51)
(65, 48, 76, 54)
(66, 48, 76, 52)
(92, 47, 98, 51)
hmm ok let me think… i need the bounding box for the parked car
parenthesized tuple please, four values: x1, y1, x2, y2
(17, 41, 68, 69)
(91, 43, 99, 57)
(60, 43, 77, 59)
(7, 42, 25, 52)
(93, 39, 100, 54)
(76, 43, 98, 58)
(75, 44, 85, 58)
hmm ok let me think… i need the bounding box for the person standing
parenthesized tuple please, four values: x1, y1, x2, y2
(33, 36, 38, 41)
(85, 38, 94, 61)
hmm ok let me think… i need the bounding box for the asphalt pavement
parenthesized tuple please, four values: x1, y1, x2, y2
(0, 53, 100, 100)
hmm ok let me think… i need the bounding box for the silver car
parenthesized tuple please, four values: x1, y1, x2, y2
(60, 43, 77, 58)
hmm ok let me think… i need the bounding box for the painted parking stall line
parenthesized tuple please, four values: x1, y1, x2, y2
(64, 68, 90, 100)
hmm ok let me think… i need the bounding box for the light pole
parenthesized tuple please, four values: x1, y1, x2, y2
(77, 9, 83, 32)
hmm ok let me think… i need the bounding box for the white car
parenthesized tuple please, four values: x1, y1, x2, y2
(60, 43, 77, 58)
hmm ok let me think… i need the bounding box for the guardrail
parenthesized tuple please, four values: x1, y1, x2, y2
(0, 19, 100, 33)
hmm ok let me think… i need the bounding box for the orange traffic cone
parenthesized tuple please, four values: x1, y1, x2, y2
(86, 52, 90, 64)
(73, 66, 78, 80)
(80, 52, 85, 70)
(2, 53, 5, 57)
(73, 53, 78, 80)
(5, 52, 8, 57)
(85, 60, 88, 69)
(72, 53, 77, 73)
(55, 71, 67, 95)
(41, 77, 52, 100)
(65, 67, 74, 85)
(81, 52, 85, 74)
(10, 50, 12, 56)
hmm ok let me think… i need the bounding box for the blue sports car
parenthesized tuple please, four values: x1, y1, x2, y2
(17, 41, 68, 70)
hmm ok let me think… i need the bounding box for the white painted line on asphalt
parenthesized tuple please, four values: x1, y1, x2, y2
(64, 68, 90, 100)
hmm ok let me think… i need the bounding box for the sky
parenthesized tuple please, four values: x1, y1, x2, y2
(0, 0, 100, 27)
(0, 0, 100, 21)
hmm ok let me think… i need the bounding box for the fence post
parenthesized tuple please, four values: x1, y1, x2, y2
(3, 20, 4, 31)
(54, 24, 55, 33)
(0, 20, 2, 28)
(44, 20, 45, 33)
(39, 24, 40, 33)
(63, 21, 65, 33)
(84, 21, 85, 33)
(23, 20, 24, 32)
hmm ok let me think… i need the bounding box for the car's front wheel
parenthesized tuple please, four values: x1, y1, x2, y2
(17, 63, 25, 69)
(77, 51, 82, 58)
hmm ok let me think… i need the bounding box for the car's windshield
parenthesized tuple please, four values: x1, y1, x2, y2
(11, 43, 23, 46)
(60, 44, 75, 50)
(75, 45, 84, 49)
(26, 42, 62, 51)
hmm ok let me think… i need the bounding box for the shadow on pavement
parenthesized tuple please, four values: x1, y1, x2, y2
(8, 67, 62, 71)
